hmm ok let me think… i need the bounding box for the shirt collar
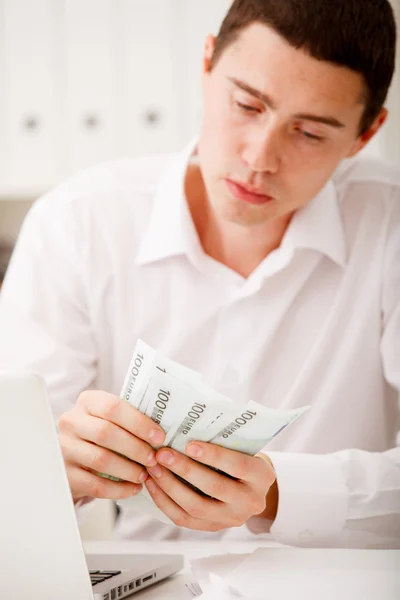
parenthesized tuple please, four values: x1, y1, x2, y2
(280, 177, 348, 268)
(135, 138, 200, 266)
(136, 138, 348, 269)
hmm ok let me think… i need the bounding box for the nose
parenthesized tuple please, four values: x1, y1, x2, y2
(241, 125, 281, 174)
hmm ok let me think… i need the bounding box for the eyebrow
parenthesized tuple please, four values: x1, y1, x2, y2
(227, 76, 346, 129)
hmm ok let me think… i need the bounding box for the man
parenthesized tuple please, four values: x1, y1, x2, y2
(0, 0, 399, 548)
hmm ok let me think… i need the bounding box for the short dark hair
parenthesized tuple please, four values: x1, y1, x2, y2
(211, 0, 397, 135)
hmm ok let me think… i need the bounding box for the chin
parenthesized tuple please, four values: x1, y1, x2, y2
(214, 200, 273, 227)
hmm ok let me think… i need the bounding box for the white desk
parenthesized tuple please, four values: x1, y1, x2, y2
(83, 541, 400, 600)
(84, 540, 281, 600)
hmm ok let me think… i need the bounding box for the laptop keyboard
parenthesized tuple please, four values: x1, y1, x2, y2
(89, 570, 122, 586)
(89, 568, 157, 599)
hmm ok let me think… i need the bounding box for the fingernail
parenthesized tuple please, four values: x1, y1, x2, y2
(149, 429, 165, 445)
(134, 484, 142, 494)
(146, 451, 157, 467)
(158, 450, 174, 465)
(187, 444, 202, 458)
(138, 471, 148, 483)
(148, 465, 163, 478)
(146, 479, 156, 493)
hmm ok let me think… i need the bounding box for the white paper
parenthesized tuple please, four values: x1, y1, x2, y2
(200, 573, 251, 599)
(228, 548, 400, 600)
(190, 553, 251, 588)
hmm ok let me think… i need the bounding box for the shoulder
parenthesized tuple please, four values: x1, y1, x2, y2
(332, 154, 400, 209)
(331, 156, 400, 269)
(27, 151, 179, 228)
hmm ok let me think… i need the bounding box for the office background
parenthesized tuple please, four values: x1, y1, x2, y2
(0, 0, 399, 538)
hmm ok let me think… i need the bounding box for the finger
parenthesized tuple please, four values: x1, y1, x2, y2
(68, 465, 142, 501)
(77, 391, 165, 446)
(147, 464, 231, 522)
(61, 413, 158, 468)
(60, 434, 148, 484)
(145, 477, 223, 532)
(185, 442, 275, 486)
(154, 449, 245, 503)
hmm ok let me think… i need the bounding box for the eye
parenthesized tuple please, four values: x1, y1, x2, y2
(235, 101, 260, 114)
(300, 130, 324, 142)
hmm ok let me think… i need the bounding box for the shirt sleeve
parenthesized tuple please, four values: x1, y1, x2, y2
(0, 191, 97, 421)
(249, 192, 400, 549)
(263, 447, 400, 548)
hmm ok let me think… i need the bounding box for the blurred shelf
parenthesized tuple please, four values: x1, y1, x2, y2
(0, 185, 53, 201)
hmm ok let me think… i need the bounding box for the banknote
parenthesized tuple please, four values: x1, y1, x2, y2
(162, 399, 309, 497)
(119, 338, 155, 410)
(119, 388, 310, 511)
(98, 339, 310, 522)
(99, 340, 202, 481)
(121, 339, 202, 411)
(206, 401, 309, 455)
(143, 370, 196, 447)
(117, 372, 228, 506)
(164, 394, 232, 453)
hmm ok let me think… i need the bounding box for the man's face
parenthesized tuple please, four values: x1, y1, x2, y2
(197, 23, 371, 227)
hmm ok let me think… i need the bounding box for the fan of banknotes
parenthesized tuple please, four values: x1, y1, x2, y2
(99, 339, 309, 524)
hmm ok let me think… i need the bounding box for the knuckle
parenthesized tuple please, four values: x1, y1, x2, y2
(102, 395, 120, 420)
(186, 503, 206, 520)
(90, 449, 109, 472)
(129, 465, 143, 483)
(91, 477, 107, 498)
(95, 420, 112, 444)
(77, 390, 92, 406)
(212, 445, 223, 462)
(248, 491, 266, 516)
(174, 513, 191, 529)
(235, 456, 251, 480)
(129, 413, 146, 436)
(58, 411, 73, 432)
(252, 499, 266, 516)
(179, 460, 192, 481)
(210, 478, 227, 499)
(228, 506, 247, 527)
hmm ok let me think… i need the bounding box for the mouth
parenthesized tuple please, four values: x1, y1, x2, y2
(225, 178, 274, 206)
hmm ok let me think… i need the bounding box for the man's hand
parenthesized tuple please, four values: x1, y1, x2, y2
(58, 391, 165, 503)
(144, 442, 277, 532)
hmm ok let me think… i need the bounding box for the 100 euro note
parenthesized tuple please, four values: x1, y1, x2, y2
(155, 396, 308, 500)
(98, 339, 202, 481)
(99, 339, 310, 523)
(118, 364, 309, 520)
(117, 367, 227, 521)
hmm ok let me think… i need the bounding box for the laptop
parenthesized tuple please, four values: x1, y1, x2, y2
(0, 371, 184, 600)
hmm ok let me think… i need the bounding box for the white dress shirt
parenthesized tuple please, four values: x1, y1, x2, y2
(0, 138, 399, 548)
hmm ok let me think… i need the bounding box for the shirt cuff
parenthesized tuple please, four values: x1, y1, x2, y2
(265, 451, 348, 547)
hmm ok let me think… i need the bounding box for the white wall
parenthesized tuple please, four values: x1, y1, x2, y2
(0, 0, 231, 198)
(0, 0, 231, 256)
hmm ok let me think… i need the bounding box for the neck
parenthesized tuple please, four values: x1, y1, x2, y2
(186, 164, 292, 278)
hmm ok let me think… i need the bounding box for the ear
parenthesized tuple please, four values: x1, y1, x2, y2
(202, 35, 216, 74)
(346, 108, 388, 158)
